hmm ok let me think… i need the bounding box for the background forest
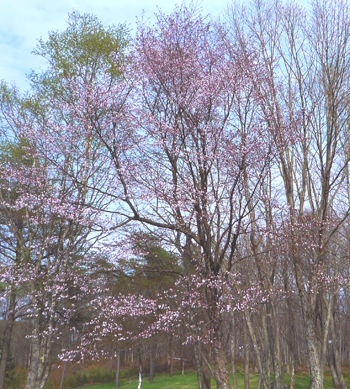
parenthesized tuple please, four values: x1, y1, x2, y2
(0, 1, 350, 389)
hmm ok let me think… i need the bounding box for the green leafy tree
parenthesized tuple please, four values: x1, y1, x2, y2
(29, 11, 128, 96)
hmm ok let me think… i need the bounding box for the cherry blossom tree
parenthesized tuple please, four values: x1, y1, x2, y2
(66, 3, 279, 388)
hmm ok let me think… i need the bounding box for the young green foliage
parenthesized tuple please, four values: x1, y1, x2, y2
(28, 11, 129, 96)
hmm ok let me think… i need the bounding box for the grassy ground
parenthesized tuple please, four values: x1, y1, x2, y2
(74, 370, 350, 389)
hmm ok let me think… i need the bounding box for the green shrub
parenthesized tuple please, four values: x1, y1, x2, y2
(5, 365, 26, 389)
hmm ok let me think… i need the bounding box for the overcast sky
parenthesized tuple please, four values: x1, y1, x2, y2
(0, 0, 308, 91)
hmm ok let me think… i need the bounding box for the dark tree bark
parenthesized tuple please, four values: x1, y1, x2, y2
(149, 344, 155, 383)
(0, 288, 16, 389)
(194, 341, 204, 389)
(115, 349, 121, 389)
(230, 311, 238, 389)
(243, 322, 250, 389)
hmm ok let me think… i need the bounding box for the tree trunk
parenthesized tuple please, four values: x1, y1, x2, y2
(245, 310, 269, 388)
(266, 300, 282, 389)
(26, 339, 52, 389)
(0, 288, 16, 389)
(329, 313, 347, 389)
(328, 346, 340, 389)
(170, 349, 174, 378)
(303, 314, 323, 389)
(290, 359, 295, 389)
(149, 344, 155, 383)
(115, 350, 120, 389)
(24, 332, 40, 389)
(24, 301, 55, 389)
(212, 343, 231, 389)
(194, 341, 204, 389)
(243, 322, 250, 389)
(137, 348, 142, 389)
(291, 259, 324, 389)
(59, 361, 67, 389)
(333, 338, 347, 388)
(202, 359, 212, 389)
(230, 311, 238, 389)
(261, 309, 270, 387)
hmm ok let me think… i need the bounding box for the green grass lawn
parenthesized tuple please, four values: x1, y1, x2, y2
(73, 370, 350, 389)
